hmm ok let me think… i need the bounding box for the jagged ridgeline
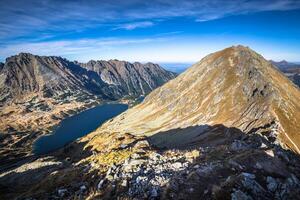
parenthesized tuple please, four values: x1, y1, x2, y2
(0, 53, 176, 105)
(0, 53, 176, 168)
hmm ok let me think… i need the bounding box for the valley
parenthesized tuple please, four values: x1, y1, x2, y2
(1, 1, 300, 199)
(33, 103, 128, 155)
(1, 46, 300, 199)
(0, 53, 175, 171)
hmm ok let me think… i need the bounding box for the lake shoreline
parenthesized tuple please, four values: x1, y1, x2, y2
(33, 103, 128, 155)
(0, 96, 144, 173)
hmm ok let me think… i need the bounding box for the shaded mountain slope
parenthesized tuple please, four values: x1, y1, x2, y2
(0, 53, 110, 105)
(79, 60, 176, 98)
(0, 53, 176, 106)
(271, 60, 300, 88)
(85, 45, 300, 154)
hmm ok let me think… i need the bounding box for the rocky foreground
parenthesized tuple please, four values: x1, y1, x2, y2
(1, 125, 300, 199)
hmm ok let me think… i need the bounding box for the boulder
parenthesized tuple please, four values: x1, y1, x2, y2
(230, 140, 249, 151)
(231, 190, 253, 200)
(57, 188, 67, 197)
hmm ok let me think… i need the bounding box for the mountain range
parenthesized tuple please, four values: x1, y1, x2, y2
(0, 53, 175, 167)
(91, 46, 300, 153)
(270, 60, 300, 87)
(1, 46, 300, 199)
(0, 53, 176, 106)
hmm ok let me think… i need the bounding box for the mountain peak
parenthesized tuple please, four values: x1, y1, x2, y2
(5, 52, 35, 62)
(85, 46, 300, 154)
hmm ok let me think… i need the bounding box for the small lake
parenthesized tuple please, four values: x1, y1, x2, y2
(33, 103, 128, 155)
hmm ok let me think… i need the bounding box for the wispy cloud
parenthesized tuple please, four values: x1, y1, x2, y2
(0, 36, 171, 61)
(1, 0, 300, 42)
(114, 21, 154, 30)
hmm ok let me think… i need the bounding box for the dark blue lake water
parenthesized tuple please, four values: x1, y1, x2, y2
(33, 103, 128, 155)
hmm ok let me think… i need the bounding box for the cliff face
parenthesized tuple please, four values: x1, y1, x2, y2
(79, 60, 176, 98)
(0, 53, 176, 106)
(0, 53, 108, 106)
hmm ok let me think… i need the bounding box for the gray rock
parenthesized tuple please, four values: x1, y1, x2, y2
(266, 176, 278, 192)
(136, 176, 148, 184)
(260, 143, 267, 148)
(231, 190, 253, 200)
(150, 187, 158, 198)
(121, 179, 128, 187)
(97, 179, 105, 189)
(131, 153, 141, 159)
(254, 162, 262, 169)
(193, 164, 200, 169)
(172, 162, 183, 170)
(241, 172, 255, 179)
(134, 140, 150, 148)
(265, 149, 275, 157)
(120, 144, 128, 149)
(80, 185, 87, 192)
(241, 173, 266, 195)
(149, 152, 162, 161)
(123, 159, 147, 172)
(230, 140, 249, 151)
(57, 188, 67, 197)
(229, 159, 244, 170)
(106, 174, 114, 181)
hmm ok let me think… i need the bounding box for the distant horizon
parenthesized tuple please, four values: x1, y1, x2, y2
(1, 49, 300, 67)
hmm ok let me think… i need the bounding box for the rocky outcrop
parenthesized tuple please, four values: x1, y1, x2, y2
(0, 62, 3, 72)
(2, 125, 300, 200)
(0, 53, 107, 105)
(0, 53, 175, 106)
(78, 60, 176, 98)
(86, 45, 300, 153)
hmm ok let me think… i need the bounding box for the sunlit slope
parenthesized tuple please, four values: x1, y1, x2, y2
(83, 45, 300, 153)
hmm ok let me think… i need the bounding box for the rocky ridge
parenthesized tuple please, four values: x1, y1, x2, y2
(1, 46, 300, 199)
(2, 126, 300, 199)
(0, 53, 175, 168)
(79, 60, 175, 98)
(85, 45, 300, 153)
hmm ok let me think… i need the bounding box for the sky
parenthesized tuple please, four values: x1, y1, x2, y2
(0, 0, 300, 64)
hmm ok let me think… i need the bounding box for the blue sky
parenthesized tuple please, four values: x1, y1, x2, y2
(0, 0, 300, 64)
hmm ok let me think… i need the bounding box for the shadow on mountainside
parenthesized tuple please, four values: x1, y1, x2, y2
(145, 124, 300, 200)
(1, 124, 300, 199)
(0, 139, 94, 199)
(147, 124, 245, 150)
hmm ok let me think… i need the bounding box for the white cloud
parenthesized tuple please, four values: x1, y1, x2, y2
(2, 34, 300, 63)
(114, 21, 154, 30)
(1, 0, 300, 40)
(0, 37, 171, 61)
